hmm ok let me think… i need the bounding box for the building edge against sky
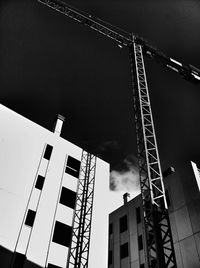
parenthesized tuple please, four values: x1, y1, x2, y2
(108, 161, 200, 268)
(0, 103, 113, 268)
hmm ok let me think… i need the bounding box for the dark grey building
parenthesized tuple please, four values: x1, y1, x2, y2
(108, 161, 200, 268)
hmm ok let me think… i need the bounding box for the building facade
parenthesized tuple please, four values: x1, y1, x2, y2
(108, 162, 200, 268)
(0, 104, 110, 268)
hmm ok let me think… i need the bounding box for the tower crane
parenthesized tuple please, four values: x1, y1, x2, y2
(37, 1, 200, 267)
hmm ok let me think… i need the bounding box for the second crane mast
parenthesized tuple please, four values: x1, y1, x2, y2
(37, 0, 200, 267)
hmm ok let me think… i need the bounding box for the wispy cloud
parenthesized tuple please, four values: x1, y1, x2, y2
(110, 154, 141, 194)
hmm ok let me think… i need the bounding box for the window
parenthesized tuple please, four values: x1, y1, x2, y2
(108, 250, 112, 265)
(140, 264, 145, 268)
(120, 242, 128, 259)
(136, 207, 141, 223)
(165, 190, 171, 207)
(151, 259, 157, 267)
(59, 187, 76, 209)
(65, 156, 81, 178)
(44, 144, 53, 160)
(109, 223, 113, 236)
(25, 209, 36, 227)
(52, 221, 72, 247)
(120, 215, 127, 233)
(138, 235, 143, 250)
(35, 175, 45, 190)
(13, 252, 26, 268)
(48, 264, 62, 268)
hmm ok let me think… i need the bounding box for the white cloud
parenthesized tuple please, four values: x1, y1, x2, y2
(110, 167, 140, 194)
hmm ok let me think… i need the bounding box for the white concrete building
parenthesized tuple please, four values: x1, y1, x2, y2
(0, 104, 110, 268)
(108, 162, 200, 268)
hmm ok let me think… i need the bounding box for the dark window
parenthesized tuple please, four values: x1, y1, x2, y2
(35, 175, 45, 190)
(44, 144, 53, 160)
(59, 187, 76, 209)
(165, 190, 171, 207)
(120, 242, 128, 259)
(151, 259, 157, 267)
(120, 215, 127, 233)
(140, 264, 145, 268)
(136, 207, 141, 223)
(48, 264, 62, 268)
(108, 250, 112, 265)
(52, 221, 72, 247)
(138, 235, 143, 250)
(13, 252, 26, 268)
(109, 223, 113, 236)
(25, 210, 36, 227)
(65, 156, 81, 178)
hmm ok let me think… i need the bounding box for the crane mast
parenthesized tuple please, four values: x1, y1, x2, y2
(37, 0, 200, 267)
(68, 151, 96, 268)
(129, 41, 176, 267)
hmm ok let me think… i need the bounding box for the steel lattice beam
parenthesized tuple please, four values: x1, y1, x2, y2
(67, 151, 97, 268)
(130, 41, 176, 268)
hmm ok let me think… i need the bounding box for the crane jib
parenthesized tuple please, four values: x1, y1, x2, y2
(37, 0, 200, 83)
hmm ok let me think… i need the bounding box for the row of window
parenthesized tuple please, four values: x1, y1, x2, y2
(29, 145, 79, 225)
(43, 144, 81, 178)
(25, 186, 77, 228)
(109, 207, 142, 236)
(108, 235, 143, 265)
(18, 145, 80, 268)
(22, 145, 54, 227)
(33, 145, 79, 210)
(109, 191, 171, 236)
(108, 242, 128, 265)
(25, 208, 72, 248)
(34, 145, 80, 192)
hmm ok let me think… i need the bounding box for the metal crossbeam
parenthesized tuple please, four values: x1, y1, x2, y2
(130, 41, 176, 268)
(67, 151, 96, 268)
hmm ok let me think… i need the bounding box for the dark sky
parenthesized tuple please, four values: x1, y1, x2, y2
(1, 0, 200, 174)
